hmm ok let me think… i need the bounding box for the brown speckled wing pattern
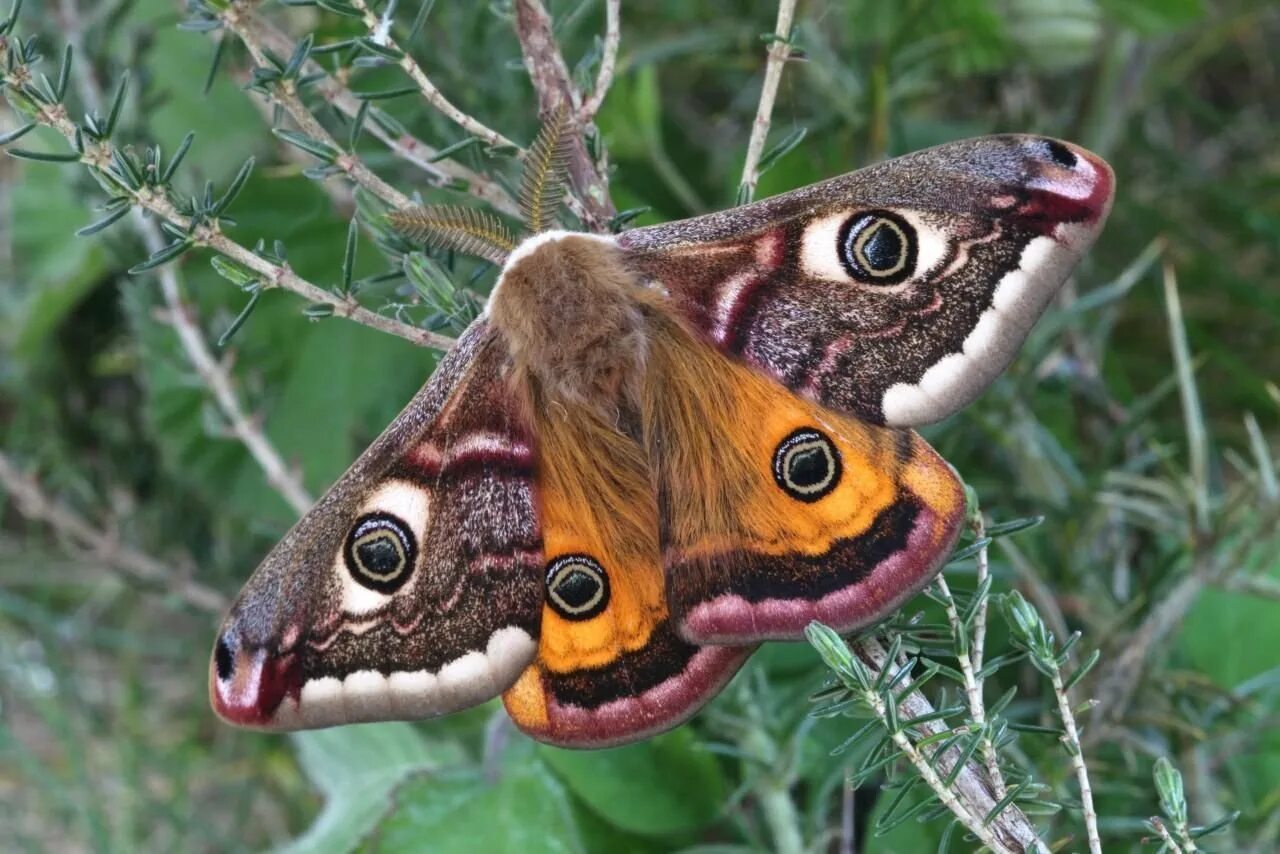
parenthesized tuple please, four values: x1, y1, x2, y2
(211, 135, 1112, 746)
(211, 322, 545, 730)
(620, 135, 1113, 427)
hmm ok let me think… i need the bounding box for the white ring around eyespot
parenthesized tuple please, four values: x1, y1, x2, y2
(799, 209, 948, 292)
(336, 479, 431, 615)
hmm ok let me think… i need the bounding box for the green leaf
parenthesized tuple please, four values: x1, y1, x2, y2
(538, 728, 727, 836)
(6, 148, 81, 162)
(1152, 757, 1188, 826)
(274, 128, 341, 163)
(378, 737, 584, 853)
(0, 121, 37, 145)
(4, 163, 110, 360)
(128, 238, 192, 274)
(982, 516, 1044, 539)
(75, 203, 132, 236)
(284, 724, 468, 854)
(211, 156, 255, 215)
(1097, 0, 1205, 33)
(863, 784, 941, 852)
(755, 126, 808, 175)
(216, 289, 262, 347)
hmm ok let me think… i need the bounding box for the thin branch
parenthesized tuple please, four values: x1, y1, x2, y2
(0, 452, 228, 613)
(1148, 817, 1191, 853)
(147, 216, 315, 517)
(853, 639, 1015, 853)
(576, 0, 620, 125)
(970, 515, 993, 675)
(55, 0, 316, 518)
(853, 637, 1048, 853)
(1049, 664, 1103, 854)
(935, 572, 1010, 802)
(1215, 572, 1280, 599)
(1, 70, 455, 350)
(221, 5, 412, 211)
(513, 0, 616, 232)
(229, 9, 521, 218)
(347, 0, 520, 153)
(739, 0, 799, 203)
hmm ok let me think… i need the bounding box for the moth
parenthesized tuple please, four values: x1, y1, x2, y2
(210, 128, 1112, 748)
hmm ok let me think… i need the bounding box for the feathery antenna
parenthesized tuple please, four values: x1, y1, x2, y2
(518, 105, 572, 234)
(386, 205, 518, 266)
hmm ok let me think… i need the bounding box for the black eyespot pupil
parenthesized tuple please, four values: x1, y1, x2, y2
(545, 555, 610, 620)
(1044, 139, 1077, 168)
(214, 636, 234, 681)
(837, 210, 917, 286)
(861, 223, 903, 272)
(772, 428, 842, 502)
(555, 569, 599, 609)
(356, 535, 401, 575)
(344, 512, 416, 593)
(787, 446, 830, 488)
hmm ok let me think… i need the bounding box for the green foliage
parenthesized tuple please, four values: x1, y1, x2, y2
(2, 0, 1278, 851)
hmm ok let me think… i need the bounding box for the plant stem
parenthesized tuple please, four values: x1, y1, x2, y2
(740, 0, 799, 202)
(55, 0, 317, 517)
(4, 73, 454, 348)
(758, 779, 805, 854)
(147, 214, 315, 517)
(1049, 665, 1103, 854)
(853, 637, 1048, 852)
(935, 573, 1009, 801)
(512, 0, 617, 232)
(347, 0, 520, 153)
(233, 9, 521, 217)
(577, 0, 620, 125)
(1148, 817, 1190, 853)
(221, 4, 413, 211)
(860, 675, 1012, 853)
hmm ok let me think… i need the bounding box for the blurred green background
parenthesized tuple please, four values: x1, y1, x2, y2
(1, 0, 1278, 851)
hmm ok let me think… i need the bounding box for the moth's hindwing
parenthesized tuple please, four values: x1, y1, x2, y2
(501, 388, 753, 748)
(646, 327, 966, 644)
(210, 322, 544, 730)
(620, 135, 1114, 427)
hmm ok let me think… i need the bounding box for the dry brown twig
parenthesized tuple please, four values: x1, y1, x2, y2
(0, 452, 228, 613)
(55, 0, 317, 519)
(740, 0, 799, 202)
(513, 0, 617, 232)
(145, 214, 316, 518)
(576, 0, 621, 126)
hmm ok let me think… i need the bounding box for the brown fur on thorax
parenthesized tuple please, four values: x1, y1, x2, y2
(489, 233, 666, 417)
(489, 231, 764, 577)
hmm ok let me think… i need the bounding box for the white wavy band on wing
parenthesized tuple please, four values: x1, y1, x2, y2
(271, 625, 536, 729)
(880, 233, 1082, 426)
